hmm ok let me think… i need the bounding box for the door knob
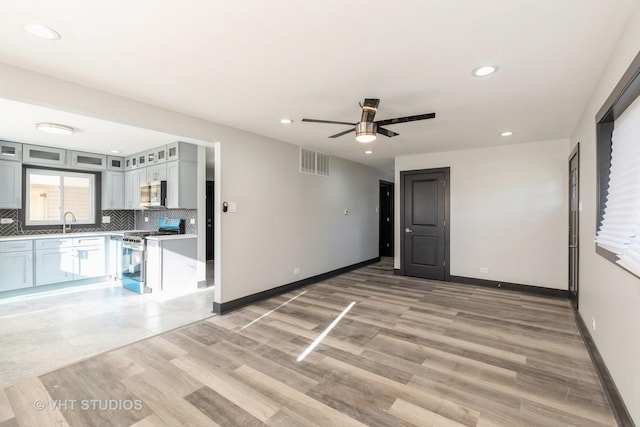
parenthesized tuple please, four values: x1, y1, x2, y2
(405, 228, 412, 233)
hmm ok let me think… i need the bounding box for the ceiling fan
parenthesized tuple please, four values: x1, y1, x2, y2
(302, 98, 435, 143)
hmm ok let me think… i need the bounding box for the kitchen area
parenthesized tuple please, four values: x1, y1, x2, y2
(0, 137, 216, 387)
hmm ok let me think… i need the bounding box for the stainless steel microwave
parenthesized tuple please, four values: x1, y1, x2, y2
(140, 180, 167, 208)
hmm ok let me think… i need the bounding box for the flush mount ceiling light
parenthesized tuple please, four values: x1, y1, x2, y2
(36, 122, 75, 135)
(472, 65, 498, 77)
(355, 122, 376, 143)
(23, 23, 61, 40)
(280, 118, 293, 124)
(501, 131, 513, 136)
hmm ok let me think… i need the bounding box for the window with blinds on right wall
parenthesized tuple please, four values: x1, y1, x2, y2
(595, 49, 640, 277)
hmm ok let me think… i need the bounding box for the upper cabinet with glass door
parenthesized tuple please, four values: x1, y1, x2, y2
(167, 141, 197, 162)
(0, 141, 22, 162)
(23, 144, 67, 167)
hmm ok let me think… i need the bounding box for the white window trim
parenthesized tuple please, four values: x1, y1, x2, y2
(25, 168, 96, 226)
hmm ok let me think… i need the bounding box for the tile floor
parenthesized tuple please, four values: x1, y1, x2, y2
(0, 280, 215, 388)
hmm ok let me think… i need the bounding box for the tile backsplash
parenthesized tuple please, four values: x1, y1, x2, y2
(134, 209, 197, 234)
(0, 208, 197, 236)
(0, 209, 135, 236)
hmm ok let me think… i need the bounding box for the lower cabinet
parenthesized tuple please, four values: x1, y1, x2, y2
(76, 244, 106, 279)
(34, 236, 106, 286)
(35, 248, 74, 286)
(0, 240, 33, 292)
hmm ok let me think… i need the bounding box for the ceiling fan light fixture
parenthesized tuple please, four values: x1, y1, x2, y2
(472, 65, 498, 77)
(36, 122, 75, 135)
(355, 122, 376, 143)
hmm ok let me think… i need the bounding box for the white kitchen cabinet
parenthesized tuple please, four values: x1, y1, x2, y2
(125, 154, 138, 170)
(0, 160, 22, 209)
(102, 171, 125, 210)
(0, 240, 33, 292)
(125, 168, 147, 209)
(166, 160, 197, 209)
(166, 142, 197, 162)
(74, 236, 106, 279)
(34, 236, 106, 285)
(35, 238, 74, 286)
(23, 144, 67, 166)
(107, 155, 125, 171)
(136, 152, 147, 169)
(146, 163, 167, 182)
(0, 141, 22, 161)
(146, 146, 167, 165)
(125, 169, 141, 209)
(146, 236, 197, 295)
(70, 151, 107, 170)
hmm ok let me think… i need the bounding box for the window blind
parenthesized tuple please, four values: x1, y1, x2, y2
(596, 94, 640, 275)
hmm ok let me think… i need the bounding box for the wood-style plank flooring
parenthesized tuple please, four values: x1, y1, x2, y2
(0, 259, 616, 426)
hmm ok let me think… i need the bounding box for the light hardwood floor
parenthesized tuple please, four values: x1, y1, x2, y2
(0, 259, 616, 426)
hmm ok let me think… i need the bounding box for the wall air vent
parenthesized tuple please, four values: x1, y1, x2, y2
(299, 147, 330, 177)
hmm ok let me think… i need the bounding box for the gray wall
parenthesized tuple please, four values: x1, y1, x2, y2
(395, 138, 569, 290)
(570, 3, 640, 422)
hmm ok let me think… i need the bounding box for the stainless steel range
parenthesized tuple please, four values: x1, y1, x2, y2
(121, 218, 185, 294)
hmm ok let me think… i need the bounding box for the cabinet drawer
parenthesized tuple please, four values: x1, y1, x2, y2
(35, 238, 73, 250)
(73, 236, 105, 247)
(0, 240, 32, 253)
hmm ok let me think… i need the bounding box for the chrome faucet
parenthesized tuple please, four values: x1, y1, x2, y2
(63, 211, 77, 234)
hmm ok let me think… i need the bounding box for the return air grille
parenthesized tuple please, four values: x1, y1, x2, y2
(299, 147, 330, 177)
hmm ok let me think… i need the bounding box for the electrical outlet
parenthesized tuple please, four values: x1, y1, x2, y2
(144, 217, 149, 222)
(480, 267, 489, 273)
(102, 216, 111, 224)
(190, 218, 196, 225)
(592, 316, 596, 331)
(293, 268, 300, 275)
(0, 218, 14, 224)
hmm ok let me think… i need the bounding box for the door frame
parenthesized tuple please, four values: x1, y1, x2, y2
(379, 180, 394, 257)
(568, 144, 580, 310)
(399, 167, 451, 280)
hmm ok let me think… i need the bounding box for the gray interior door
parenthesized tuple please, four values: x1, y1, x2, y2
(569, 145, 579, 309)
(402, 169, 448, 280)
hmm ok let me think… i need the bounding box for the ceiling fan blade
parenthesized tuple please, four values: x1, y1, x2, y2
(375, 112, 436, 126)
(302, 118, 356, 126)
(328, 128, 355, 138)
(377, 127, 399, 138)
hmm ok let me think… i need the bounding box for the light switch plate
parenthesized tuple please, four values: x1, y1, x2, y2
(0, 218, 13, 224)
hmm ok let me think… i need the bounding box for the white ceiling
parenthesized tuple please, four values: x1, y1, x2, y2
(0, 0, 638, 173)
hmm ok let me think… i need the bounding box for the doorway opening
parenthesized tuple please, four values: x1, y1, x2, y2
(379, 180, 394, 257)
(569, 144, 579, 309)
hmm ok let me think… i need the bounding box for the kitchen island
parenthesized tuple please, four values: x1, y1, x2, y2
(145, 234, 197, 297)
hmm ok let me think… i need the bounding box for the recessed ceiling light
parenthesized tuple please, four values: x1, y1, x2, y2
(280, 118, 293, 124)
(472, 65, 498, 77)
(501, 131, 513, 137)
(24, 23, 61, 40)
(365, 150, 373, 155)
(110, 150, 121, 154)
(36, 122, 75, 135)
